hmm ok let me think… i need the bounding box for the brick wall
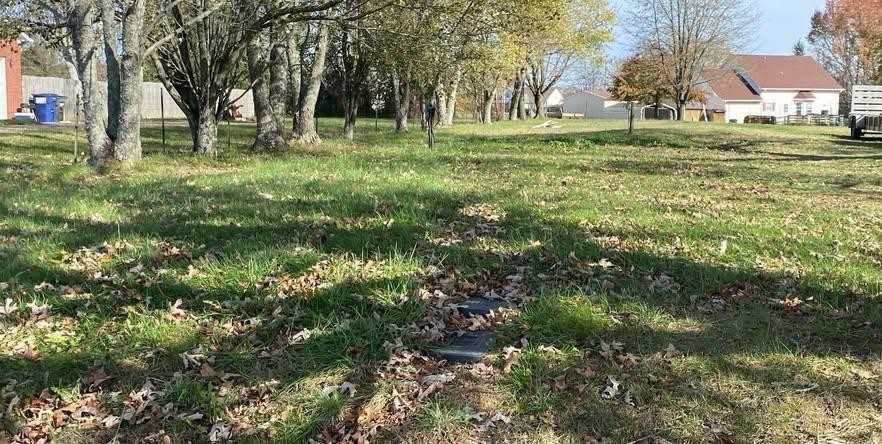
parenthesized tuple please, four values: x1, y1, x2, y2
(0, 40, 22, 118)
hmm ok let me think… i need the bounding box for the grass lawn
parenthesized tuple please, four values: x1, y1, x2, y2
(1, 118, 881, 443)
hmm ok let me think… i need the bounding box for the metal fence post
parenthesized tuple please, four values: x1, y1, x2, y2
(160, 89, 166, 154)
(73, 94, 80, 163)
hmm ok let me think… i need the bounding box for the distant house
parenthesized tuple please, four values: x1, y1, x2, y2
(0, 39, 22, 120)
(562, 90, 630, 119)
(699, 55, 844, 123)
(524, 88, 565, 114)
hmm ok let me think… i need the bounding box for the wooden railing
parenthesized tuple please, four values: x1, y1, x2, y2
(780, 114, 846, 126)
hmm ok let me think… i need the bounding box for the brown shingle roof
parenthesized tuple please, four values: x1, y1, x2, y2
(730, 55, 844, 90)
(700, 69, 761, 101)
(794, 91, 816, 100)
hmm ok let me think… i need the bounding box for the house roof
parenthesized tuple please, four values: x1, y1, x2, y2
(700, 69, 762, 101)
(564, 90, 613, 100)
(587, 89, 612, 99)
(794, 91, 816, 100)
(729, 55, 844, 90)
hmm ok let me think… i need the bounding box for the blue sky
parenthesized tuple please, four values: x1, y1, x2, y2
(609, 0, 828, 56)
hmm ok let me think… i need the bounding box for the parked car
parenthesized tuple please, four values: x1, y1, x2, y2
(545, 106, 583, 119)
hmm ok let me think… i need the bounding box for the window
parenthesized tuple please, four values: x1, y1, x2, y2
(783, 104, 790, 114)
(796, 102, 803, 115)
(762, 102, 776, 113)
(806, 103, 813, 114)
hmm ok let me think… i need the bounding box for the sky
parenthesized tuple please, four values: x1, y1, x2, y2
(609, 0, 828, 57)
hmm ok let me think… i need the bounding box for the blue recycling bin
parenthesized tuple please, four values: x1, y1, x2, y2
(32, 93, 61, 123)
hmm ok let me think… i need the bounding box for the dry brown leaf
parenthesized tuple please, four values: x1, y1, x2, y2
(83, 368, 113, 391)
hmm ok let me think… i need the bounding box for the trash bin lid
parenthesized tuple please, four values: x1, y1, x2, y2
(32, 93, 62, 98)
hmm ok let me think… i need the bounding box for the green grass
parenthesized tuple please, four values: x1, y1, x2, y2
(1, 118, 882, 443)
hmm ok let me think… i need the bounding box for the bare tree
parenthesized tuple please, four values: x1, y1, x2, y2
(150, 0, 342, 155)
(625, 0, 758, 120)
(327, 0, 373, 140)
(525, 52, 572, 119)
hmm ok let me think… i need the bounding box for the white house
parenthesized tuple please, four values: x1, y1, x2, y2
(562, 90, 630, 119)
(524, 87, 565, 113)
(700, 55, 843, 123)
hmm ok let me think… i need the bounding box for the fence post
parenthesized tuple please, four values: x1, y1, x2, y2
(73, 94, 80, 163)
(160, 89, 166, 154)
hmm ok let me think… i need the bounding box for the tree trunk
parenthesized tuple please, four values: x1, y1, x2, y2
(287, 24, 303, 133)
(112, 0, 145, 164)
(435, 81, 448, 127)
(516, 68, 527, 120)
(442, 70, 461, 126)
(677, 100, 686, 121)
(100, 0, 120, 142)
(481, 88, 495, 124)
(517, 88, 526, 120)
(343, 102, 357, 140)
(628, 101, 634, 134)
(59, 44, 81, 92)
(247, 37, 285, 150)
(67, 0, 109, 166)
(393, 71, 410, 132)
(419, 93, 427, 132)
(269, 35, 289, 137)
(295, 22, 329, 145)
(533, 91, 545, 119)
(507, 74, 520, 120)
(190, 105, 218, 156)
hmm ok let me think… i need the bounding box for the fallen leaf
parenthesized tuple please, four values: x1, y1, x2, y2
(0, 298, 16, 316)
(168, 299, 187, 318)
(602, 376, 620, 399)
(209, 421, 232, 442)
(288, 328, 312, 344)
(200, 363, 222, 378)
(83, 368, 113, 391)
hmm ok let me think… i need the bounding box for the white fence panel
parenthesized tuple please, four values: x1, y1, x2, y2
(852, 85, 882, 115)
(22, 75, 255, 122)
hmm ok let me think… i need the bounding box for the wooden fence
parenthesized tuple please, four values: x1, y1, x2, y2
(780, 114, 846, 126)
(21, 75, 255, 122)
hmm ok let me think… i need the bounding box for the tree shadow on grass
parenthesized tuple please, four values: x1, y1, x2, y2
(1, 147, 881, 441)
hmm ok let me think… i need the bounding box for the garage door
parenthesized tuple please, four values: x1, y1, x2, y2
(0, 58, 7, 120)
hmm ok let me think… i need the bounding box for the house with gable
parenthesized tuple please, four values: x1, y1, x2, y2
(699, 55, 844, 123)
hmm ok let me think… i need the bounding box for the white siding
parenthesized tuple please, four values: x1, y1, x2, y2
(562, 92, 601, 117)
(725, 102, 763, 123)
(562, 92, 630, 119)
(545, 89, 565, 107)
(749, 90, 841, 119)
(723, 90, 841, 123)
(601, 101, 631, 119)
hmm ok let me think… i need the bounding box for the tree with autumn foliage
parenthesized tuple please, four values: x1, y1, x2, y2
(609, 55, 669, 133)
(610, 54, 707, 133)
(808, 0, 882, 114)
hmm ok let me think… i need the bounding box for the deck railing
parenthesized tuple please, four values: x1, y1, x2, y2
(780, 114, 846, 126)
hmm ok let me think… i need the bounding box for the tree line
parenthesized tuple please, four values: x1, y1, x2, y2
(0, 0, 614, 167)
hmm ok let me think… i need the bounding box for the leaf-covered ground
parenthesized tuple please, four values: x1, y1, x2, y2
(1, 119, 881, 443)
